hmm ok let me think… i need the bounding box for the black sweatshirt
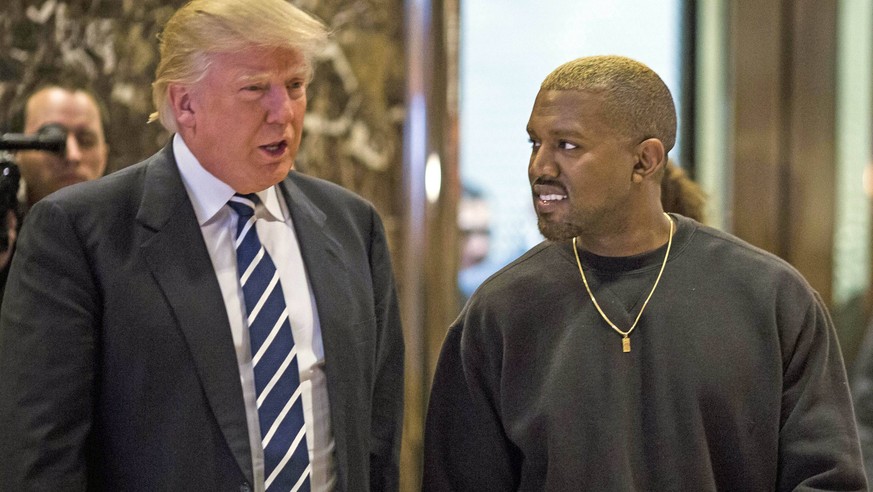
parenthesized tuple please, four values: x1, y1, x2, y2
(424, 214, 866, 491)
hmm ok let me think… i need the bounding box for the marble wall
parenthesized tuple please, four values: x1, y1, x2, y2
(0, 0, 184, 170)
(0, 0, 405, 247)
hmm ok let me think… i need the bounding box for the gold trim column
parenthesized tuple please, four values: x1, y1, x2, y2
(400, 0, 459, 489)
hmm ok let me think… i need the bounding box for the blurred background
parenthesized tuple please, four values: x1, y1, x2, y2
(1, 0, 871, 489)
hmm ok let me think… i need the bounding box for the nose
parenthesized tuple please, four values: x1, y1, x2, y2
(529, 144, 558, 180)
(265, 85, 296, 125)
(64, 133, 82, 163)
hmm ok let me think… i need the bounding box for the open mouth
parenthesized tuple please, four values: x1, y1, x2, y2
(532, 181, 568, 205)
(260, 140, 288, 156)
(538, 193, 567, 204)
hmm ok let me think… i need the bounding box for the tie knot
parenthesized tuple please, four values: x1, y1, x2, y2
(228, 193, 259, 219)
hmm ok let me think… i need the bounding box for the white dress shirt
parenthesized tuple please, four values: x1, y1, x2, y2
(173, 135, 336, 491)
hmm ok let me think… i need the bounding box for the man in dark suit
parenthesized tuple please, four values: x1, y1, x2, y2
(0, 0, 404, 490)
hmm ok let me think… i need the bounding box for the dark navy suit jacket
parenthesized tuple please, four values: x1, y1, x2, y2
(0, 143, 404, 491)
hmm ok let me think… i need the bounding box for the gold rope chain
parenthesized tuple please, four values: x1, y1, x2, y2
(572, 213, 674, 353)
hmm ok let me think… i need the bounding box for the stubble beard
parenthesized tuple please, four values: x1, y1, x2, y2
(536, 200, 611, 242)
(537, 215, 583, 242)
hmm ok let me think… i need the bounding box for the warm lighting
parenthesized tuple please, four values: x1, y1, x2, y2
(425, 152, 442, 203)
(864, 161, 873, 198)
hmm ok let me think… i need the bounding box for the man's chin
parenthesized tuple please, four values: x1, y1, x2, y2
(537, 219, 580, 242)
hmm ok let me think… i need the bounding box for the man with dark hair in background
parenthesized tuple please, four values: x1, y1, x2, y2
(0, 84, 109, 303)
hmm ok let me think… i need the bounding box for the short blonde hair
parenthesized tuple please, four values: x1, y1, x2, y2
(541, 55, 677, 153)
(149, 0, 329, 132)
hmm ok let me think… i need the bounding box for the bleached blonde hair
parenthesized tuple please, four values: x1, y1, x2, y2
(541, 55, 677, 153)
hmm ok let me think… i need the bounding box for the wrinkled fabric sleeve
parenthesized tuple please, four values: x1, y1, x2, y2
(367, 206, 405, 492)
(422, 314, 519, 491)
(778, 291, 868, 490)
(0, 200, 99, 490)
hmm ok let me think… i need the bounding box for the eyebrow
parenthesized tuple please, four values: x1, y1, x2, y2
(235, 66, 309, 83)
(541, 127, 587, 140)
(235, 73, 269, 84)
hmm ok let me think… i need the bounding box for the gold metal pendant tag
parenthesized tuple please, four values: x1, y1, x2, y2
(622, 337, 631, 353)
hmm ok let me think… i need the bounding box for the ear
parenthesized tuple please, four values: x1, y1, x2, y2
(168, 83, 196, 129)
(632, 138, 666, 183)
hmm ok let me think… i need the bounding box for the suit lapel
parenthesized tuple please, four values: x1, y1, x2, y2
(279, 175, 355, 485)
(137, 145, 254, 485)
(279, 175, 348, 342)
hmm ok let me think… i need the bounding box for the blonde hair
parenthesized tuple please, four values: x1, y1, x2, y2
(149, 0, 329, 132)
(541, 55, 677, 153)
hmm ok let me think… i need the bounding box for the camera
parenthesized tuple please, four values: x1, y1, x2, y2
(0, 156, 20, 252)
(0, 123, 67, 253)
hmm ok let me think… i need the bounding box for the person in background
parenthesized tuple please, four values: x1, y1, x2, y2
(457, 184, 493, 305)
(0, 84, 109, 303)
(423, 55, 866, 490)
(16, 85, 109, 210)
(661, 159, 706, 223)
(0, 0, 404, 490)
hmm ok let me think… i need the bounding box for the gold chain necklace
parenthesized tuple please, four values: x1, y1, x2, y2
(572, 213, 673, 353)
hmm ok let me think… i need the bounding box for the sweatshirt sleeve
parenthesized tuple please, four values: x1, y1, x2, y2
(777, 290, 868, 491)
(422, 318, 520, 491)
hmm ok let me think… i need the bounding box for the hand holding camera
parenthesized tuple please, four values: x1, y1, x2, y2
(0, 123, 67, 255)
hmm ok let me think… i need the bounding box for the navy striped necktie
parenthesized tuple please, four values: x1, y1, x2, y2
(228, 193, 311, 491)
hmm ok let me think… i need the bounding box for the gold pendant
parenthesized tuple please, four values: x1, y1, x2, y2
(622, 336, 631, 353)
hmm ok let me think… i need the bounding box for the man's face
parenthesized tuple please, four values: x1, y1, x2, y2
(527, 89, 638, 241)
(17, 88, 108, 206)
(175, 47, 309, 194)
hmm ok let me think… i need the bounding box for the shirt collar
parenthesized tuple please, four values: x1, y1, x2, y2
(173, 134, 287, 225)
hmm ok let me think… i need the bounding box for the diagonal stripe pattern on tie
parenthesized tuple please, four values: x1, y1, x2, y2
(228, 193, 311, 492)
